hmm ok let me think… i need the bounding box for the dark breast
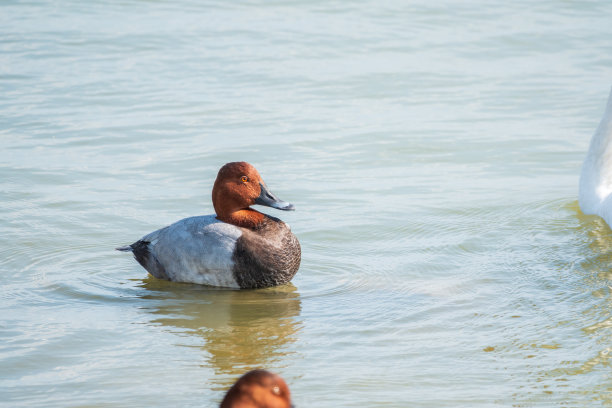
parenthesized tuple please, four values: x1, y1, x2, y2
(232, 216, 301, 289)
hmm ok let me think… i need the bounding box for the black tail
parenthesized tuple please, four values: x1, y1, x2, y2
(115, 245, 133, 252)
(127, 240, 169, 280)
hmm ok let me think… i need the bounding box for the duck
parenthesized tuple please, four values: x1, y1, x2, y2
(220, 370, 294, 408)
(116, 162, 301, 289)
(579, 88, 612, 227)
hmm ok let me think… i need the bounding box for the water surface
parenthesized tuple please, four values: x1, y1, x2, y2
(2, 0, 612, 406)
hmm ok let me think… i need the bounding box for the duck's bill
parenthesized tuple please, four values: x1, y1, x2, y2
(255, 182, 295, 211)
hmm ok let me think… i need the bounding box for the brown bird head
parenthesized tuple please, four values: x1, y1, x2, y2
(212, 162, 295, 228)
(220, 369, 293, 408)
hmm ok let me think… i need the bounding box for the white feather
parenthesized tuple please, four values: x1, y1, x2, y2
(579, 87, 612, 226)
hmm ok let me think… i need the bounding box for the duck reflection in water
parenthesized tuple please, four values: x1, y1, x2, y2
(136, 277, 302, 391)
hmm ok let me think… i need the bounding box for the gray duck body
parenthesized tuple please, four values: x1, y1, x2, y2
(123, 214, 301, 289)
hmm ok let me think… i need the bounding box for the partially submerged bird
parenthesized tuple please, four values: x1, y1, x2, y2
(117, 162, 301, 289)
(220, 370, 293, 408)
(579, 88, 612, 227)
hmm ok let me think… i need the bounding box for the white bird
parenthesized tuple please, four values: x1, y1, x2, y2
(579, 88, 612, 227)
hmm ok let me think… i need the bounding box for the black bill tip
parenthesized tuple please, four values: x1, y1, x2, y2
(254, 182, 296, 211)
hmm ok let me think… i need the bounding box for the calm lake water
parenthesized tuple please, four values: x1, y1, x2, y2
(2, 1, 612, 406)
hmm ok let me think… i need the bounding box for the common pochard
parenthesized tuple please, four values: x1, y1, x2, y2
(220, 370, 293, 408)
(117, 162, 301, 288)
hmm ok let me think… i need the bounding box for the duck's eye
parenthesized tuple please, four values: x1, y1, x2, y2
(241, 176, 248, 183)
(271, 386, 280, 395)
